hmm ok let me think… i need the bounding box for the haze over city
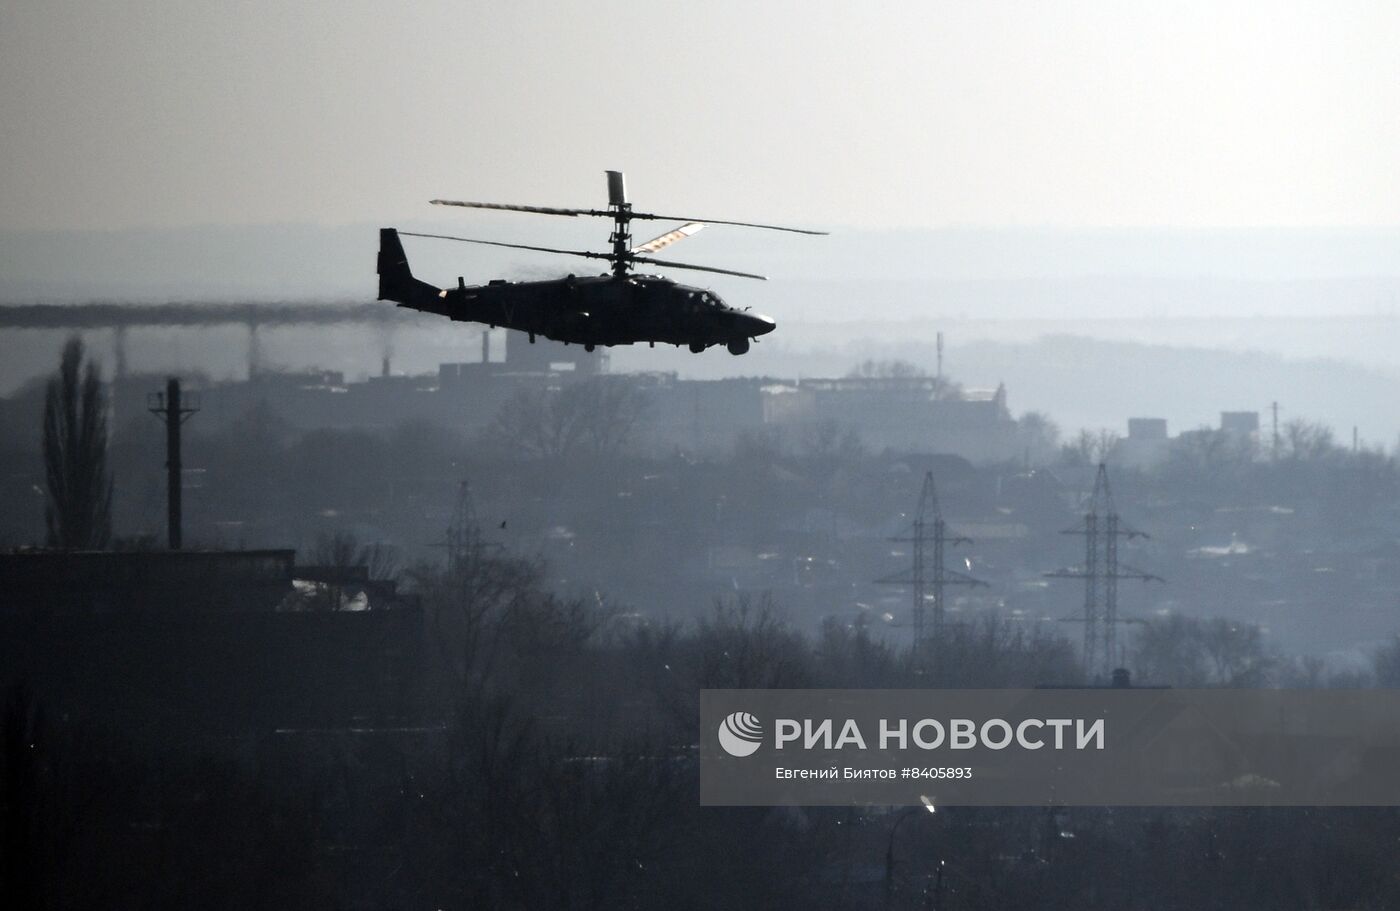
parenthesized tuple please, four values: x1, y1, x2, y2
(5, 2, 1400, 440)
(6, 3, 1400, 908)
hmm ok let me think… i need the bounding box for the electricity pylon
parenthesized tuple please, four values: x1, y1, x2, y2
(443, 480, 480, 573)
(1046, 463, 1162, 679)
(877, 472, 986, 662)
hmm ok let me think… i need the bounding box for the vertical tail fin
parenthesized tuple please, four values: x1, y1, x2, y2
(377, 228, 441, 305)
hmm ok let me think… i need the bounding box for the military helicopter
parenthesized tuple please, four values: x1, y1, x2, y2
(377, 170, 825, 355)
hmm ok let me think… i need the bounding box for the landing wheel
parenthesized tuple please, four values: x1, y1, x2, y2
(688, 342, 706, 353)
(585, 343, 595, 352)
(726, 338, 750, 356)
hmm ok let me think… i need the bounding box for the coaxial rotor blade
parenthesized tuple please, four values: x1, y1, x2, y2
(429, 200, 608, 217)
(429, 199, 827, 235)
(630, 211, 828, 235)
(631, 255, 767, 280)
(631, 222, 704, 255)
(398, 231, 611, 262)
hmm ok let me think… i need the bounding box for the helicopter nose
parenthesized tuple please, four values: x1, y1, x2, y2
(743, 312, 777, 337)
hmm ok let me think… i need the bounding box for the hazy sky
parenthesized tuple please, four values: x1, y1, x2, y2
(2, 1, 1398, 232)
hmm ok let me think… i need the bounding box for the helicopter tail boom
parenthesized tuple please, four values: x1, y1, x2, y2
(377, 228, 442, 309)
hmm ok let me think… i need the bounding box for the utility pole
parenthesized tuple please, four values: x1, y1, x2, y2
(878, 472, 986, 668)
(147, 378, 198, 550)
(936, 331, 944, 382)
(1046, 463, 1161, 679)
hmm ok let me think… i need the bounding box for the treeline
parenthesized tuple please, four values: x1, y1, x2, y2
(9, 531, 1400, 908)
(1056, 416, 1400, 509)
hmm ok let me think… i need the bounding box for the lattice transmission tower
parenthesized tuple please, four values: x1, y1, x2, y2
(443, 480, 480, 574)
(877, 472, 986, 661)
(1046, 463, 1162, 679)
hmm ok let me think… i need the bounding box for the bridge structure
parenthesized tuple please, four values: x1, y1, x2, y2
(0, 301, 442, 378)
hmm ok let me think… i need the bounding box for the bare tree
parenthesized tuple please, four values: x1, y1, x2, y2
(1280, 418, 1337, 462)
(1133, 615, 1209, 686)
(1198, 617, 1269, 685)
(933, 614, 1081, 688)
(695, 593, 813, 690)
(1060, 428, 1121, 467)
(408, 538, 553, 701)
(491, 378, 649, 458)
(1133, 614, 1269, 686)
(491, 386, 578, 458)
(847, 358, 963, 399)
(42, 337, 112, 550)
(310, 530, 401, 581)
(848, 358, 926, 379)
(1158, 427, 1257, 499)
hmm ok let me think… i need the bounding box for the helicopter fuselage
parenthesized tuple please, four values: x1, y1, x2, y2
(378, 228, 774, 354)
